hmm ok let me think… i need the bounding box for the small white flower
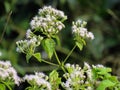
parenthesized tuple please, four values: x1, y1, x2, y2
(26, 29, 32, 38)
(28, 37, 37, 45)
(77, 20, 82, 25)
(35, 72, 45, 78)
(33, 16, 38, 20)
(42, 22, 47, 27)
(30, 20, 36, 29)
(86, 32, 94, 40)
(87, 86, 93, 90)
(65, 63, 71, 68)
(79, 27, 87, 37)
(58, 25, 63, 30)
(96, 64, 104, 68)
(36, 21, 41, 27)
(84, 62, 91, 70)
(64, 80, 70, 88)
(92, 64, 104, 68)
(48, 29, 52, 32)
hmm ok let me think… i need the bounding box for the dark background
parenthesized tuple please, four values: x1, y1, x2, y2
(0, 0, 120, 81)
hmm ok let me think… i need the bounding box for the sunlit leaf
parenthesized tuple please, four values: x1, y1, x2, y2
(97, 80, 115, 90)
(33, 53, 41, 62)
(0, 84, 6, 90)
(42, 38, 55, 59)
(76, 41, 83, 50)
(49, 70, 61, 90)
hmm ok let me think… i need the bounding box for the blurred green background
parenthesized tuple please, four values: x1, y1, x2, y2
(0, 0, 120, 77)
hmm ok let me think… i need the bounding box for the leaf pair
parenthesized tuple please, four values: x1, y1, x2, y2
(26, 53, 41, 63)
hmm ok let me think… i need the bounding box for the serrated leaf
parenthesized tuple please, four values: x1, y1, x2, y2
(97, 80, 115, 90)
(33, 53, 41, 62)
(49, 70, 61, 90)
(42, 38, 55, 59)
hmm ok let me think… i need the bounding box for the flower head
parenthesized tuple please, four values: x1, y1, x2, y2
(23, 72, 51, 90)
(30, 6, 67, 37)
(16, 35, 43, 53)
(72, 19, 94, 40)
(62, 63, 93, 89)
(38, 6, 67, 20)
(0, 60, 21, 85)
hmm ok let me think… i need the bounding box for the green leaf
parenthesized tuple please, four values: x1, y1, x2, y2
(76, 41, 83, 50)
(49, 70, 61, 90)
(92, 67, 112, 80)
(97, 80, 115, 90)
(33, 53, 41, 62)
(97, 68, 112, 75)
(0, 84, 6, 90)
(75, 37, 86, 50)
(52, 35, 61, 46)
(26, 53, 32, 63)
(42, 38, 55, 59)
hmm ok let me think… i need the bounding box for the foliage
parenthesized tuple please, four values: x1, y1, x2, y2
(0, 0, 120, 89)
(14, 6, 120, 90)
(0, 0, 120, 74)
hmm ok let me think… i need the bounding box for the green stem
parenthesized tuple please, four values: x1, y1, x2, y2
(54, 50, 61, 65)
(61, 65, 66, 73)
(42, 59, 59, 67)
(54, 50, 66, 72)
(1, 81, 12, 90)
(0, 11, 12, 44)
(63, 45, 77, 64)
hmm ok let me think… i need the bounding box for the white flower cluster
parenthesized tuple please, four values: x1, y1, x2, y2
(16, 35, 43, 53)
(38, 6, 67, 20)
(72, 20, 94, 40)
(26, 29, 34, 39)
(23, 72, 51, 90)
(92, 64, 104, 68)
(62, 63, 93, 90)
(84, 62, 92, 81)
(0, 60, 21, 85)
(30, 6, 67, 36)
